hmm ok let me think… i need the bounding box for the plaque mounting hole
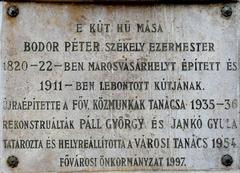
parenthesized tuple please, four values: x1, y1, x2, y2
(7, 155, 19, 168)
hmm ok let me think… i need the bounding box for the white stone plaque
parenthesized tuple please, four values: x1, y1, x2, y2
(0, 2, 239, 173)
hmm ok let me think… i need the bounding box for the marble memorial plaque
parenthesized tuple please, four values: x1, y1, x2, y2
(0, 2, 239, 173)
